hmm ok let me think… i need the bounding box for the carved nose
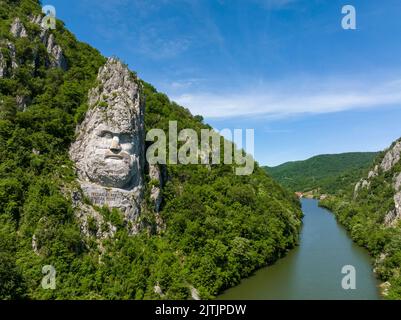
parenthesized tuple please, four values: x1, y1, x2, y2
(110, 136, 121, 152)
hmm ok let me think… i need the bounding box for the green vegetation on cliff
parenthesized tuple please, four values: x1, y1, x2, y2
(264, 152, 378, 194)
(320, 139, 401, 299)
(0, 0, 302, 299)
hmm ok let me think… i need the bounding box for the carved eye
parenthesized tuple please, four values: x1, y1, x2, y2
(120, 133, 132, 143)
(100, 131, 113, 139)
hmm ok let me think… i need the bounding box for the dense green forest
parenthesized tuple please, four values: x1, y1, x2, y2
(320, 140, 401, 299)
(0, 0, 302, 299)
(264, 152, 378, 194)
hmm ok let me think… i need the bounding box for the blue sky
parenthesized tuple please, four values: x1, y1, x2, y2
(49, 0, 401, 166)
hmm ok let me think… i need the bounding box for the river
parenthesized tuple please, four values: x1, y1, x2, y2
(219, 198, 381, 299)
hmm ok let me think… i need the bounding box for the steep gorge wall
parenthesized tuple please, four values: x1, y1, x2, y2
(321, 138, 401, 299)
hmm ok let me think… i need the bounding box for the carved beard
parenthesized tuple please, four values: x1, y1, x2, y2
(84, 150, 135, 189)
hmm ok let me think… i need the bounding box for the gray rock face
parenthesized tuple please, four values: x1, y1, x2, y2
(44, 33, 67, 70)
(2, 16, 66, 77)
(7, 42, 18, 70)
(394, 172, 401, 191)
(384, 192, 401, 226)
(368, 165, 379, 179)
(0, 41, 18, 78)
(16, 95, 31, 111)
(354, 179, 369, 198)
(149, 164, 164, 212)
(70, 58, 145, 230)
(154, 283, 165, 298)
(0, 50, 5, 78)
(10, 17, 28, 38)
(395, 192, 401, 219)
(380, 141, 401, 172)
(75, 201, 117, 240)
(32, 234, 39, 256)
(29, 14, 43, 26)
(190, 286, 201, 300)
(354, 180, 361, 196)
(30, 14, 67, 70)
(354, 140, 401, 226)
(354, 139, 401, 198)
(63, 188, 116, 243)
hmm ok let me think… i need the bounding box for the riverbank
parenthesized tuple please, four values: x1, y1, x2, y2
(318, 198, 388, 298)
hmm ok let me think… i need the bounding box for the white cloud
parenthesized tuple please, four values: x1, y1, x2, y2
(169, 78, 205, 89)
(172, 78, 401, 119)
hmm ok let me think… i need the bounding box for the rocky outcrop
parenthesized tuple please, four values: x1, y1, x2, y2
(44, 33, 67, 70)
(0, 50, 5, 78)
(32, 234, 39, 256)
(355, 140, 401, 226)
(154, 283, 165, 298)
(149, 164, 165, 212)
(368, 165, 379, 179)
(380, 141, 401, 172)
(70, 58, 145, 233)
(190, 286, 201, 300)
(380, 140, 401, 226)
(394, 172, 401, 191)
(75, 201, 117, 240)
(3, 15, 67, 78)
(62, 188, 117, 251)
(384, 192, 401, 226)
(29, 14, 67, 70)
(379, 281, 391, 296)
(354, 141, 401, 198)
(16, 95, 31, 111)
(10, 17, 28, 38)
(29, 14, 43, 26)
(7, 42, 18, 70)
(354, 179, 369, 198)
(353, 180, 361, 196)
(0, 41, 18, 78)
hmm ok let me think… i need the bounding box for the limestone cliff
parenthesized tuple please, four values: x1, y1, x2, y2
(353, 139, 401, 226)
(10, 17, 28, 38)
(1, 14, 67, 111)
(29, 15, 67, 70)
(322, 138, 401, 298)
(0, 40, 17, 78)
(70, 58, 146, 234)
(69, 58, 166, 237)
(354, 140, 401, 210)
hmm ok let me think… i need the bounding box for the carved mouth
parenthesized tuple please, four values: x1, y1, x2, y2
(105, 153, 124, 160)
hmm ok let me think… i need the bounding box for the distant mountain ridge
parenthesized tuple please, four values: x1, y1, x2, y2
(264, 152, 379, 194)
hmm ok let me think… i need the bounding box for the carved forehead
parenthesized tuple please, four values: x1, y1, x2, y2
(83, 107, 135, 134)
(93, 123, 134, 135)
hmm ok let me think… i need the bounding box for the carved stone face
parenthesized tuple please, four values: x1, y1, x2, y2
(82, 123, 137, 189)
(70, 58, 144, 192)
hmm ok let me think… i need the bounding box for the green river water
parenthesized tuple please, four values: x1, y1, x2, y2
(219, 198, 381, 300)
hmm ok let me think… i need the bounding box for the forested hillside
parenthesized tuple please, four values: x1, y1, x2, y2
(321, 139, 401, 299)
(264, 152, 378, 194)
(0, 0, 302, 299)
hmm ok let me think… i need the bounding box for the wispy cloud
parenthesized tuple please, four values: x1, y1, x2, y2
(137, 29, 191, 59)
(80, 0, 192, 59)
(169, 78, 206, 89)
(172, 77, 401, 119)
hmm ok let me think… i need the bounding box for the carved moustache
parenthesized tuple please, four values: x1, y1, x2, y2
(104, 151, 131, 160)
